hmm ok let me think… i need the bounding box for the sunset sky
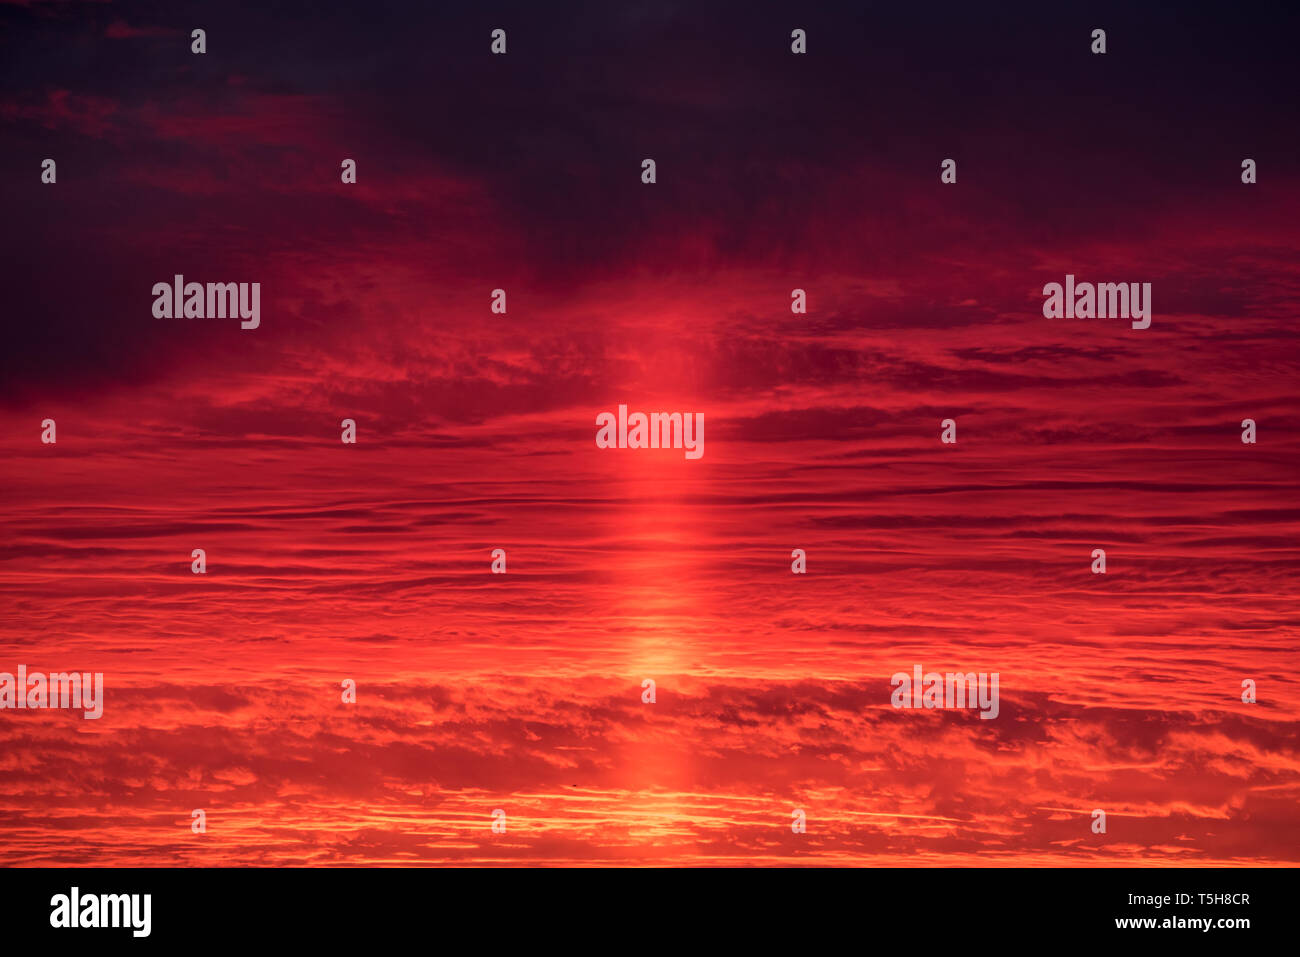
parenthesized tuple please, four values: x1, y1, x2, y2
(1, 0, 1297, 866)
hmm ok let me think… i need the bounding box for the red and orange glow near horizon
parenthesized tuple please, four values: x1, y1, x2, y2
(1, 0, 1297, 866)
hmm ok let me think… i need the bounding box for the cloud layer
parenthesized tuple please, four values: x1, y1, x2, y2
(1, 0, 1297, 865)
